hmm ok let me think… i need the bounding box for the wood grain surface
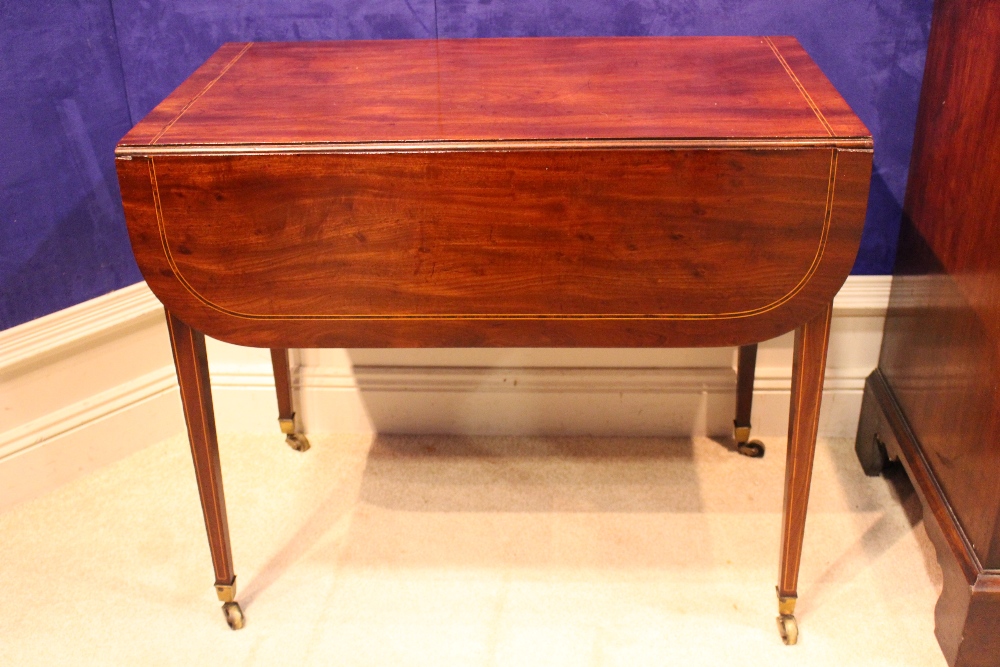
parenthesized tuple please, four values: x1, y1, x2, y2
(778, 302, 833, 599)
(119, 37, 869, 148)
(118, 146, 870, 348)
(857, 1, 1000, 664)
(164, 310, 234, 589)
(117, 36, 871, 348)
(152, 149, 831, 317)
(882, 0, 1000, 575)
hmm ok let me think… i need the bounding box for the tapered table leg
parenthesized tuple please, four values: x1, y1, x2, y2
(734, 343, 764, 457)
(776, 302, 834, 645)
(165, 310, 244, 630)
(270, 348, 310, 452)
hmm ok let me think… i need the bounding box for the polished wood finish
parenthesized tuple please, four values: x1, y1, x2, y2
(119, 147, 868, 348)
(119, 37, 869, 147)
(115, 37, 871, 349)
(854, 1, 1000, 664)
(164, 309, 235, 589)
(270, 348, 294, 424)
(270, 348, 310, 450)
(886, 7, 1000, 568)
(858, 371, 1000, 667)
(118, 37, 872, 633)
(735, 344, 758, 432)
(778, 303, 832, 599)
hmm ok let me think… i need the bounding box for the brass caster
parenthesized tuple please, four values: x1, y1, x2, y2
(777, 614, 798, 645)
(737, 439, 765, 458)
(285, 433, 311, 452)
(222, 601, 245, 630)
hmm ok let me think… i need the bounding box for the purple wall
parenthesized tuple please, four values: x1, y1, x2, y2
(1, 0, 932, 330)
(1, 1, 139, 329)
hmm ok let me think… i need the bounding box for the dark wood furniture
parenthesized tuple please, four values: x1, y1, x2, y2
(115, 36, 872, 639)
(854, 2, 1000, 665)
(269, 348, 310, 452)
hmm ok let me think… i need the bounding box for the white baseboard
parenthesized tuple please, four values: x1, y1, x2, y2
(0, 276, 890, 509)
(0, 284, 183, 510)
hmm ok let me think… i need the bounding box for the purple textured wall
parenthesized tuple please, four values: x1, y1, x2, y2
(1, 1, 139, 329)
(1, 1, 932, 330)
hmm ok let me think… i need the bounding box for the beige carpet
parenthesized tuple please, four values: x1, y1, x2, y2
(0, 432, 945, 666)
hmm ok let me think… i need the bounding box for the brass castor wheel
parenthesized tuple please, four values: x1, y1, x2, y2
(777, 614, 798, 645)
(285, 433, 311, 452)
(222, 601, 245, 630)
(737, 439, 765, 458)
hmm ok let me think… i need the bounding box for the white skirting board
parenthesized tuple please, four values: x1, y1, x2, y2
(0, 277, 890, 510)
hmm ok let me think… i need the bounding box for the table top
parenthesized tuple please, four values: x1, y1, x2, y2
(116, 36, 872, 349)
(119, 36, 869, 152)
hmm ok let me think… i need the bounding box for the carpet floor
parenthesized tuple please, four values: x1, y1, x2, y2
(0, 432, 945, 666)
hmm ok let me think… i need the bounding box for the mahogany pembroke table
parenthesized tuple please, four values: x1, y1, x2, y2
(115, 37, 872, 641)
